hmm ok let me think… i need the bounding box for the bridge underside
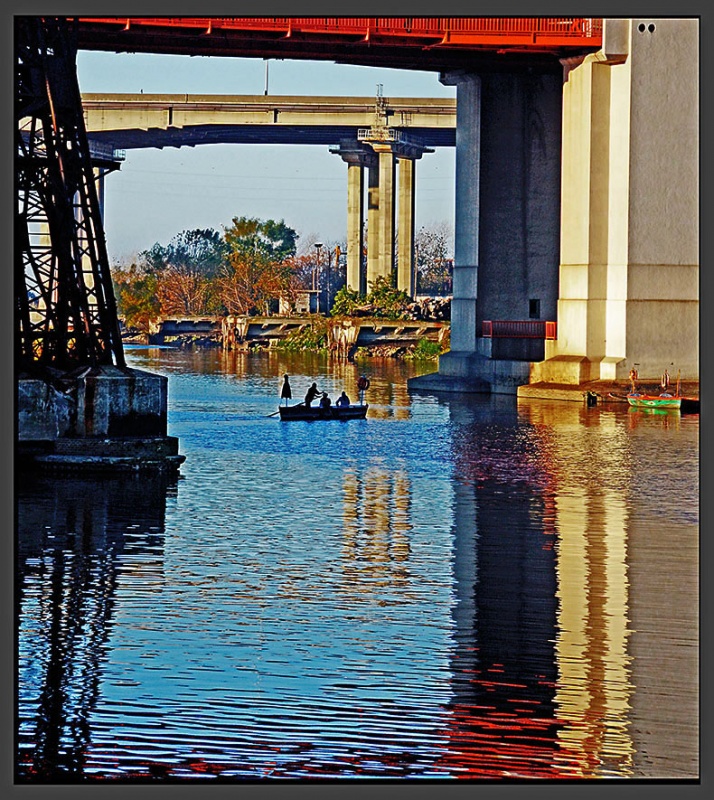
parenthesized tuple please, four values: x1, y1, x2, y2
(74, 17, 596, 73)
(87, 124, 456, 150)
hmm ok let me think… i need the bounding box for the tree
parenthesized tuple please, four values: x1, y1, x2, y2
(415, 223, 453, 296)
(218, 217, 299, 316)
(112, 263, 161, 332)
(140, 229, 228, 316)
(224, 216, 297, 262)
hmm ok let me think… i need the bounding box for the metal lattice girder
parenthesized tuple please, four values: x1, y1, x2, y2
(15, 16, 125, 370)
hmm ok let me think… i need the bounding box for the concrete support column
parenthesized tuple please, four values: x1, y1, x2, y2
(95, 168, 106, 220)
(346, 162, 365, 294)
(532, 18, 699, 383)
(444, 72, 481, 354)
(366, 162, 381, 291)
(330, 141, 377, 297)
(376, 147, 396, 285)
(397, 156, 416, 296)
(335, 134, 430, 300)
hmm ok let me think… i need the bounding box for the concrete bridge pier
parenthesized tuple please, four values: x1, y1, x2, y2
(533, 18, 699, 384)
(18, 366, 185, 473)
(414, 18, 699, 395)
(397, 155, 416, 297)
(333, 134, 432, 299)
(414, 67, 563, 394)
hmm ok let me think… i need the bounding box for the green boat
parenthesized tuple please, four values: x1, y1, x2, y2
(626, 393, 681, 410)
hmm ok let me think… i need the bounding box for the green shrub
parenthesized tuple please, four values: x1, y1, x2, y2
(408, 338, 442, 360)
(274, 319, 328, 352)
(330, 285, 361, 317)
(366, 276, 412, 320)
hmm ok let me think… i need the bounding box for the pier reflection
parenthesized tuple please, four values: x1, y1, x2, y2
(438, 396, 562, 777)
(340, 465, 412, 592)
(16, 472, 177, 781)
(432, 392, 698, 778)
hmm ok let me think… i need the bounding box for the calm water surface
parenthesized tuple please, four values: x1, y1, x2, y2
(16, 348, 699, 781)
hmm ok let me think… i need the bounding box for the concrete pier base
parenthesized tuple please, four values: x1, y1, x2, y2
(17, 365, 185, 474)
(409, 351, 532, 395)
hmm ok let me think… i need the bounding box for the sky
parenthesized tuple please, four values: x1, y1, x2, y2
(76, 50, 457, 263)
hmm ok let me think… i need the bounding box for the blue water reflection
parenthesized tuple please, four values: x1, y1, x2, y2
(16, 349, 699, 781)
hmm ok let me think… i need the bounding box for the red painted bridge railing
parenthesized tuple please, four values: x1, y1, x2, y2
(482, 320, 557, 339)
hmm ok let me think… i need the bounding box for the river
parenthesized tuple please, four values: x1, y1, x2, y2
(16, 347, 699, 782)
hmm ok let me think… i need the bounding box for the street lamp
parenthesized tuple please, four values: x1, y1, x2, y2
(314, 242, 323, 314)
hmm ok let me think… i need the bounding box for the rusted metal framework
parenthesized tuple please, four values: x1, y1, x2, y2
(16, 17, 125, 372)
(75, 17, 602, 71)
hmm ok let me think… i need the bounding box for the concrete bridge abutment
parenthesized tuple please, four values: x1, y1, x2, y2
(18, 366, 185, 473)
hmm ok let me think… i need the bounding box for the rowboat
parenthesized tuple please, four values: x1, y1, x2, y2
(626, 393, 681, 410)
(278, 403, 368, 421)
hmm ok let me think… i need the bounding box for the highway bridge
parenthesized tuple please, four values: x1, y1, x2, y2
(81, 93, 457, 148)
(82, 91, 457, 295)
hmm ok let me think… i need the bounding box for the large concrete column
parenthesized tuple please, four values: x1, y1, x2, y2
(346, 162, 365, 294)
(375, 146, 396, 286)
(330, 141, 377, 296)
(413, 67, 563, 394)
(532, 17, 699, 383)
(397, 156, 416, 296)
(366, 161, 381, 290)
(436, 72, 483, 379)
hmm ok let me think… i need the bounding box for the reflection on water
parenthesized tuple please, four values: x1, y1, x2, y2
(16, 472, 177, 781)
(16, 350, 698, 781)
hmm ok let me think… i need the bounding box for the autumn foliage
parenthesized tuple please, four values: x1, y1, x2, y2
(112, 218, 301, 331)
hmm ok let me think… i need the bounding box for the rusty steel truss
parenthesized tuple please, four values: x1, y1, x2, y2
(16, 16, 125, 372)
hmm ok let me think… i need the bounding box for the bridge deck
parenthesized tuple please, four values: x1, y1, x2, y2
(76, 17, 602, 72)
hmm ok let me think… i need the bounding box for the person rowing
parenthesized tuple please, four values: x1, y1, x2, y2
(304, 382, 321, 407)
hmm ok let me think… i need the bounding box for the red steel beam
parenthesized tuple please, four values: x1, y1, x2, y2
(73, 17, 602, 71)
(78, 17, 602, 48)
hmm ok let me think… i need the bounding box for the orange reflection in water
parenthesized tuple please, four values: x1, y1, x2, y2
(339, 465, 413, 595)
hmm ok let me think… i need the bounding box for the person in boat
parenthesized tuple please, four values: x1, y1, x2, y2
(336, 391, 351, 408)
(357, 374, 370, 405)
(319, 392, 332, 412)
(628, 367, 638, 394)
(304, 382, 321, 407)
(280, 374, 292, 406)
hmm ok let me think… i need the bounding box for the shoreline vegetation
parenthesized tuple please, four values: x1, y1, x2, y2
(111, 219, 456, 362)
(121, 309, 450, 361)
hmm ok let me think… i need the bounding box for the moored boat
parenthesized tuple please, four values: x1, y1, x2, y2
(626, 393, 681, 410)
(278, 403, 368, 421)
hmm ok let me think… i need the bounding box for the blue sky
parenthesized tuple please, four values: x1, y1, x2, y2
(76, 51, 457, 262)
